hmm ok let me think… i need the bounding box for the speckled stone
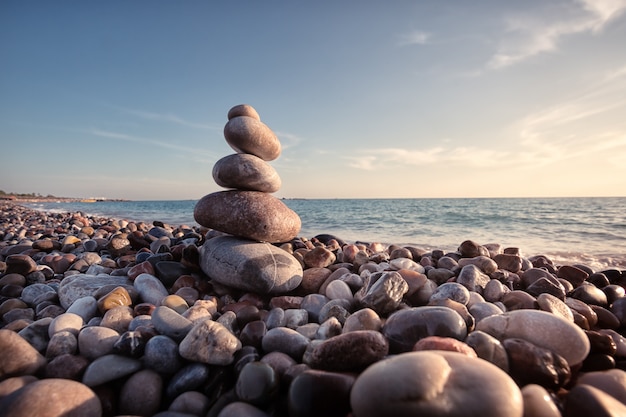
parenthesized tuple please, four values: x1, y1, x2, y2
(350, 351, 523, 417)
(46, 330, 78, 358)
(307, 330, 388, 371)
(195, 194, 301, 243)
(179, 318, 242, 365)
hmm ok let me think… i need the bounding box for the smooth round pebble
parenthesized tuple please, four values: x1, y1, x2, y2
(476, 309, 590, 366)
(350, 351, 523, 417)
(0, 378, 101, 417)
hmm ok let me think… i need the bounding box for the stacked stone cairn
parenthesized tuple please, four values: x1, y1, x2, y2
(193, 104, 303, 294)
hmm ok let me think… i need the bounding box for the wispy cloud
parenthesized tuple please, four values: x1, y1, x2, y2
(516, 64, 626, 159)
(345, 146, 513, 171)
(347, 63, 626, 172)
(487, 0, 626, 70)
(112, 106, 221, 130)
(397, 30, 432, 46)
(87, 128, 218, 162)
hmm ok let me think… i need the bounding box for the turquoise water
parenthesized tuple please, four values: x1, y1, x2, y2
(24, 197, 626, 269)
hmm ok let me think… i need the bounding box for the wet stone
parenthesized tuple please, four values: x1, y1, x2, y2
(504, 337, 571, 389)
(571, 283, 608, 307)
(383, 306, 467, 353)
(521, 384, 561, 417)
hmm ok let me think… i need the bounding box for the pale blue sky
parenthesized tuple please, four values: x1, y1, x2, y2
(2, 0, 625, 200)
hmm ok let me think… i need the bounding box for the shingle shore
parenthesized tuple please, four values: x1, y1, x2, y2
(1, 201, 626, 417)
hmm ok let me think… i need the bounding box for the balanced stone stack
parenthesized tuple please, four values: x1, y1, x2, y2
(194, 104, 303, 294)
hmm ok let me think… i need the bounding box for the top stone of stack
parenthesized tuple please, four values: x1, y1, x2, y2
(224, 105, 281, 161)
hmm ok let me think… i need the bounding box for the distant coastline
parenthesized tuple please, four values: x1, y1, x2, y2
(0, 194, 129, 203)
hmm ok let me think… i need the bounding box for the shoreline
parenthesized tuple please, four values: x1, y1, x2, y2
(1, 201, 626, 415)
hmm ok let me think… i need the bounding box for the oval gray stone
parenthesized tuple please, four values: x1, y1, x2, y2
(82, 354, 142, 387)
(199, 236, 302, 294)
(66, 296, 98, 322)
(152, 306, 194, 341)
(134, 273, 169, 305)
(475, 309, 590, 366)
(194, 191, 301, 243)
(213, 153, 281, 193)
(224, 116, 281, 161)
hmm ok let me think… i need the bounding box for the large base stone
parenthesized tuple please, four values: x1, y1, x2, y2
(199, 236, 303, 294)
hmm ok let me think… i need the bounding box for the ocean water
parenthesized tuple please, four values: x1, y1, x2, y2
(23, 197, 626, 270)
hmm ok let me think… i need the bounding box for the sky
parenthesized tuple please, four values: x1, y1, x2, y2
(1, 0, 625, 200)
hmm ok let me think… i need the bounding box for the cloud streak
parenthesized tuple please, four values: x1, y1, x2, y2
(487, 0, 626, 70)
(113, 106, 221, 130)
(87, 128, 219, 163)
(348, 63, 626, 172)
(397, 30, 431, 46)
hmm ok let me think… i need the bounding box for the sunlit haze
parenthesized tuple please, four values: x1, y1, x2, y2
(2, 1, 625, 200)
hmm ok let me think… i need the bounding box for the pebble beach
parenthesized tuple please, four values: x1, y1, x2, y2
(2, 104, 626, 417)
(1, 201, 626, 417)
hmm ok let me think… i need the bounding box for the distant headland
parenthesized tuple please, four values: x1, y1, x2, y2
(0, 190, 128, 203)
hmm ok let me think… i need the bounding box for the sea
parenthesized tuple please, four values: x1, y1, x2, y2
(23, 197, 626, 270)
